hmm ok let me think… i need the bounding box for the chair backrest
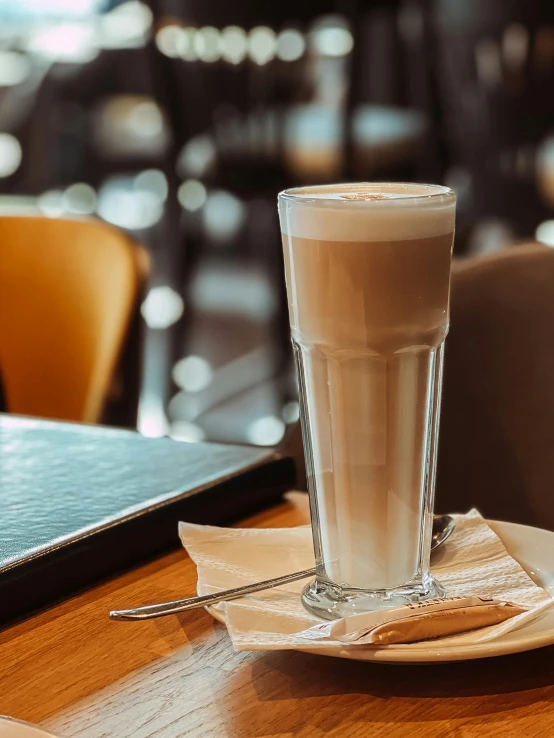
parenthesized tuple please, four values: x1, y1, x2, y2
(0, 215, 147, 423)
(436, 244, 554, 529)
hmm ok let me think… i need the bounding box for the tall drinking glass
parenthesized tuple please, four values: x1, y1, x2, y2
(278, 183, 456, 619)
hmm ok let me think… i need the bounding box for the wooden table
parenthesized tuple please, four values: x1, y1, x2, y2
(1, 500, 554, 738)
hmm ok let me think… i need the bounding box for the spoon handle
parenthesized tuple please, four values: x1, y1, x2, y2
(109, 568, 316, 621)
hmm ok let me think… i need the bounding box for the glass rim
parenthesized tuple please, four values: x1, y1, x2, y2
(278, 182, 455, 207)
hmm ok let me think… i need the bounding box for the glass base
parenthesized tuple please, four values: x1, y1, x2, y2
(301, 574, 446, 620)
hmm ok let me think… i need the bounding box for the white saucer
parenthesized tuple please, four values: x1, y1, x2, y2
(209, 520, 554, 663)
(0, 718, 61, 738)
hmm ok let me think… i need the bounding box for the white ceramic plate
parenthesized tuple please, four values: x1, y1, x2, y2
(209, 520, 554, 663)
(0, 718, 60, 738)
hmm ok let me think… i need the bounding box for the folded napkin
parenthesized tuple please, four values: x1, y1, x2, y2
(178, 501, 552, 652)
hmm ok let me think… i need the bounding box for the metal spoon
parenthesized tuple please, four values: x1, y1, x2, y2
(109, 514, 455, 622)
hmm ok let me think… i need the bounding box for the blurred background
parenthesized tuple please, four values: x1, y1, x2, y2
(1, 0, 554, 448)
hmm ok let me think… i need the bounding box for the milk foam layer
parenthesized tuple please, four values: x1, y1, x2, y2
(279, 183, 455, 242)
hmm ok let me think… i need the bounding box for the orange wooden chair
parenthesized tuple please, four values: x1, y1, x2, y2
(0, 215, 148, 424)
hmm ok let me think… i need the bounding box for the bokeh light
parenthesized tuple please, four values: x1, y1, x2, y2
(276, 29, 305, 62)
(62, 183, 97, 214)
(536, 220, 554, 247)
(138, 392, 170, 438)
(134, 169, 168, 202)
(140, 286, 184, 329)
(0, 133, 22, 178)
(178, 179, 207, 212)
(128, 101, 164, 139)
(247, 416, 286, 446)
(170, 421, 206, 442)
(220, 26, 247, 64)
(97, 176, 164, 230)
(177, 135, 216, 178)
(155, 24, 186, 57)
(248, 26, 277, 65)
(37, 189, 65, 217)
(0, 51, 31, 87)
(282, 401, 300, 424)
(203, 190, 246, 241)
(194, 26, 220, 62)
(26, 23, 98, 62)
(310, 25, 353, 57)
(99, 1, 152, 49)
(172, 355, 213, 392)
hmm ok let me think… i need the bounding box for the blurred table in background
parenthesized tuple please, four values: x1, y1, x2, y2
(284, 103, 425, 181)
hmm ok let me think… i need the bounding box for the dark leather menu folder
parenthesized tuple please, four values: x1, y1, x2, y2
(0, 415, 295, 624)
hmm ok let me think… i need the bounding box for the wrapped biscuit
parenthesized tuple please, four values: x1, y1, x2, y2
(298, 596, 529, 645)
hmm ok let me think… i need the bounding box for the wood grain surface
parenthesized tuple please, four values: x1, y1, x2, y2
(1, 501, 554, 738)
